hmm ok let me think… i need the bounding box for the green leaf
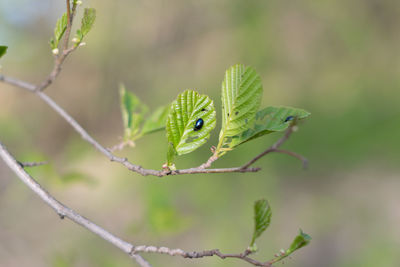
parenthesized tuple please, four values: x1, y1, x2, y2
(142, 105, 170, 135)
(166, 90, 216, 160)
(0, 46, 8, 59)
(287, 229, 311, 254)
(217, 64, 263, 156)
(231, 106, 311, 147)
(81, 8, 96, 37)
(75, 29, 83, 41)
(250, 199, 272, 248)
(271, 229, 311, 263)
(59, 171, 96, 186)
(51, 12, 68, 49)
(119, 84, 148, 140)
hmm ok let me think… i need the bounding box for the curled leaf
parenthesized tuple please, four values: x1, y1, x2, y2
(287, 229, 311, 255)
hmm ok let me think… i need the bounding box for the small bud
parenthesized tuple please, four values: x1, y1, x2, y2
(292, 125, 299, 132)
(76, 0, 83, 5)
(79, 42, 86, 47)
(72, 37, 80, 43)
(169, 164, 176, 171)
(52, 48, 59, 55)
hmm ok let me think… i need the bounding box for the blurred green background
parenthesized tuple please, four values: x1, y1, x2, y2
(1, 0, 400, 266)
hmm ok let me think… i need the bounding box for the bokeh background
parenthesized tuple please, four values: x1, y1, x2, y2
(1, 0, 400, 266)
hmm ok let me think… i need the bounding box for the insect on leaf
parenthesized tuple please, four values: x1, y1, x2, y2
(231, 106, 311, 148)
(217, 64, 263, 156)
(166, 90, 216, 163)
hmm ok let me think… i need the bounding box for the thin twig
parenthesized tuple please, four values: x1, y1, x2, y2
(241, 125, 298, 170)
(36, 45, 79, 92)
(108, 140, 135, 152)
(18, 161, 48, 168)
(62, 0, 72, 52)
(0, 141, 151, 267)
(0, 74, 36, 91)
(274, 149, 308, 169)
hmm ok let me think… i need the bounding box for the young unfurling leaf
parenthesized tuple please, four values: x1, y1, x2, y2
(74, 8, 96, 44)
(119, 84, 148, 141)
(81, 8, 96, 36)
(270, 229, 311, 264)
(287, 229, 311, 254)
(249, 199, 272, 250)
(141, 105, 170, 135)
(119, 85, 169, 144)
(50, 12, 68, 49)
(166, 90, 216, 166)
(216, 64, 262, 156)
(0, 46, 8, 59)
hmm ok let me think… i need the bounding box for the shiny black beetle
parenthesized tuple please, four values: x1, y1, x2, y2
(194, 118, 204, 131)
(284, 115, 294, 122)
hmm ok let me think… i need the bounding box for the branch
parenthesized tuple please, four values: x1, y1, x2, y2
(1, 74, 305, 176)
(274, 149, 308, 169)
(0, 74, 35, 91)
(240, 124, 305, 170)
(131, 245, 279, 267)
(0, 141, 287, 267)
(36, 45, 79, 92)
(0, 141, 151, 267)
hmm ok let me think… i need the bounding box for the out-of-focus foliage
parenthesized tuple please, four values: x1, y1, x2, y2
(119, 84, 168, 142)
(0, 45, 7, 58)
